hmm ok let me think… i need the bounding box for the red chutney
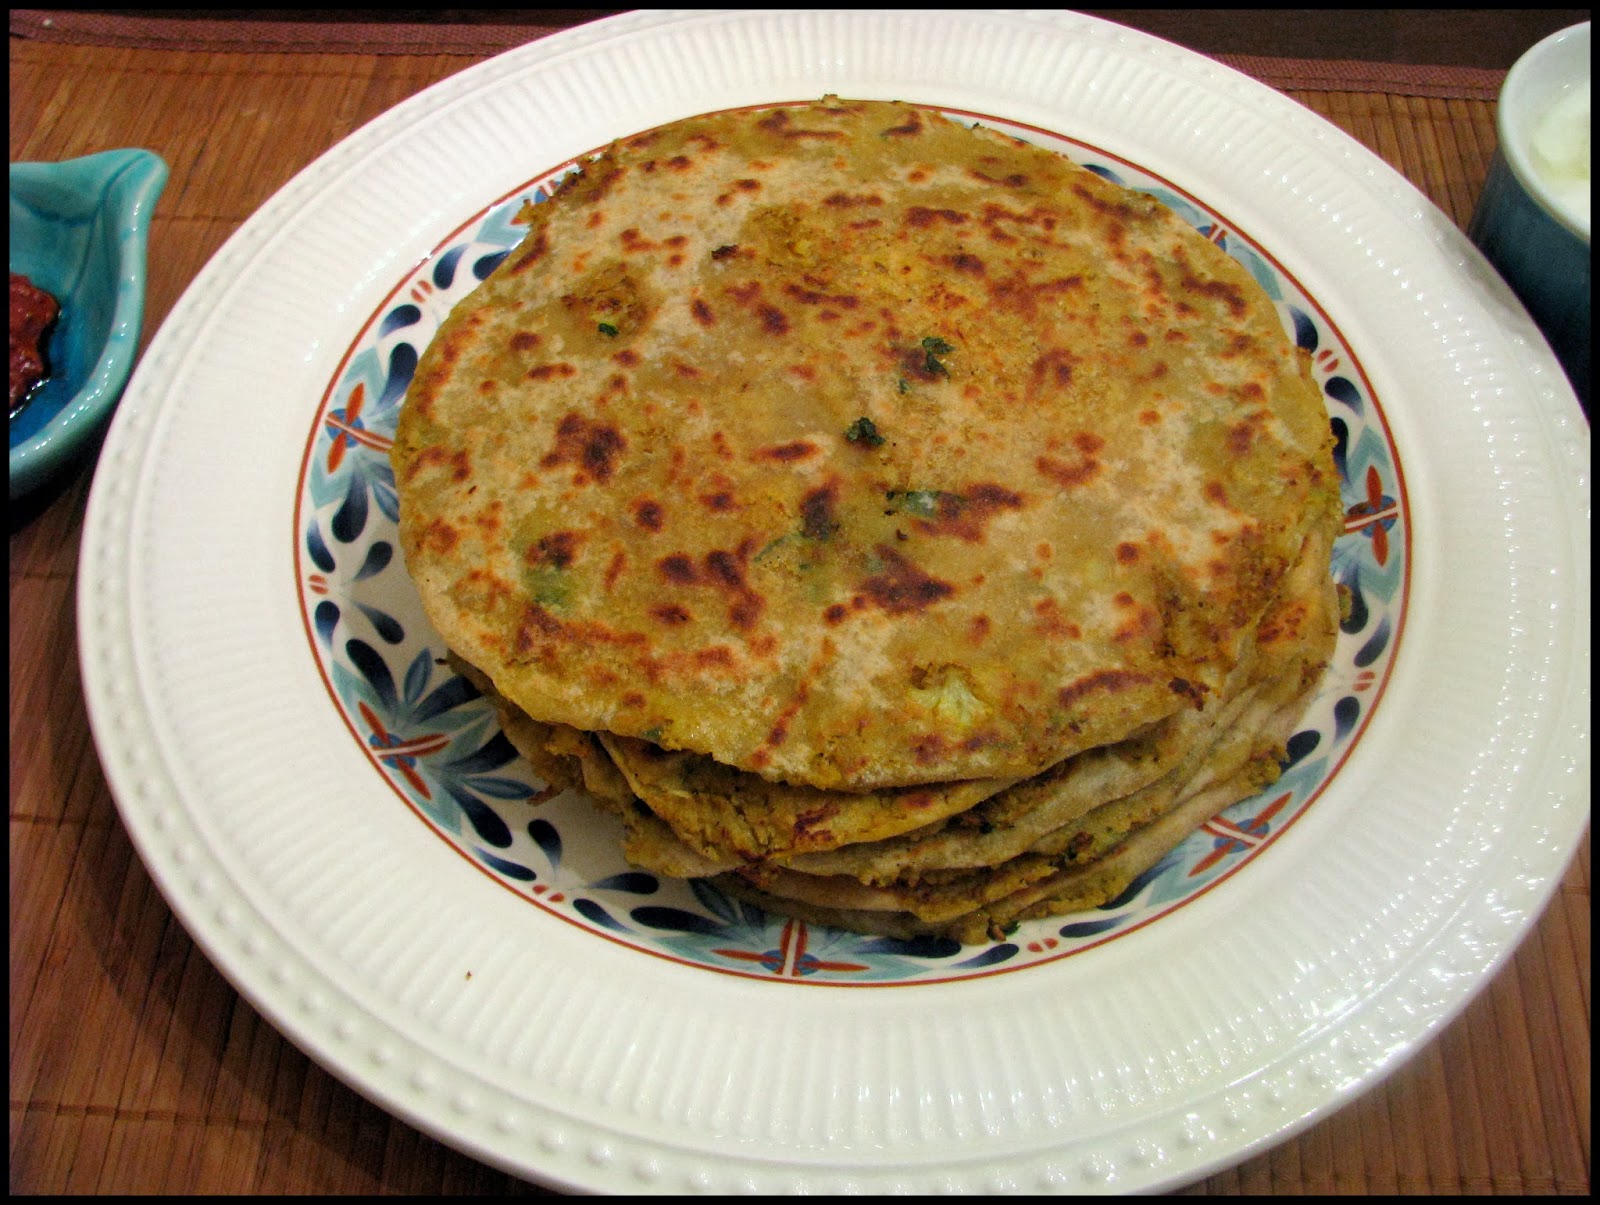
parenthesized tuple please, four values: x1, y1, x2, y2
(10, 272, 60, 414)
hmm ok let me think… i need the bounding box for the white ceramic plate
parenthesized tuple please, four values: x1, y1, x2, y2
(79, 9, 1590, 1193)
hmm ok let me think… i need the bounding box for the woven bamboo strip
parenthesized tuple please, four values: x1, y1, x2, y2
(1269, 1148, 1302, 1194)
(1516, 920, 1591, 1190)
(1400, 1042, 1462, 1193)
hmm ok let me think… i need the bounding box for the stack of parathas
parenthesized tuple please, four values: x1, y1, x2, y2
(392, 98, 1342, 944)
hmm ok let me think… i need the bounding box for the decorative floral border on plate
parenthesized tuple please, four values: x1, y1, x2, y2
(294, 104, 1408, 986)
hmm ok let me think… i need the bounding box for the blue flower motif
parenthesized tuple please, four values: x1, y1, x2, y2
(334, 641, 535, 846)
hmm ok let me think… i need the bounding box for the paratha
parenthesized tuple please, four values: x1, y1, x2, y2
(715, 755, 1296, 947)
(393, 97, 1343, 942)
(392, 97, 1339, 794)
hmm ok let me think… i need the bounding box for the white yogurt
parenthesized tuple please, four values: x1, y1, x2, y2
(1527, 81, 1590, 235)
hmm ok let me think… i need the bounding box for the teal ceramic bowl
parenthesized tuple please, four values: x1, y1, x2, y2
(9, 149, 167, 499)
(1467, 22, 1590, 407)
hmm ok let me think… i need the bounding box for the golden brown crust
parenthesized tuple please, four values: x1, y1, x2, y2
(396, 98, 1343, 942)
(393, 98, 1337, 792)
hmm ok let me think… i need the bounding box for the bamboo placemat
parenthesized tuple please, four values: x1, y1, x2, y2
(9, 18, 1591, 1197)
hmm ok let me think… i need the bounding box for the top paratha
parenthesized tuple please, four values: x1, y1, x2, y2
(393, 97, 1339, 791)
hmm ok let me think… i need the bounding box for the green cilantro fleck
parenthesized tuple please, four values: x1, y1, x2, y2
(897, 377, 911, 395)
(844, 416, 885, 448)
(597, 322, 619, 337)
(921, 335, 954, 377)
(754, 534, 794, 562)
